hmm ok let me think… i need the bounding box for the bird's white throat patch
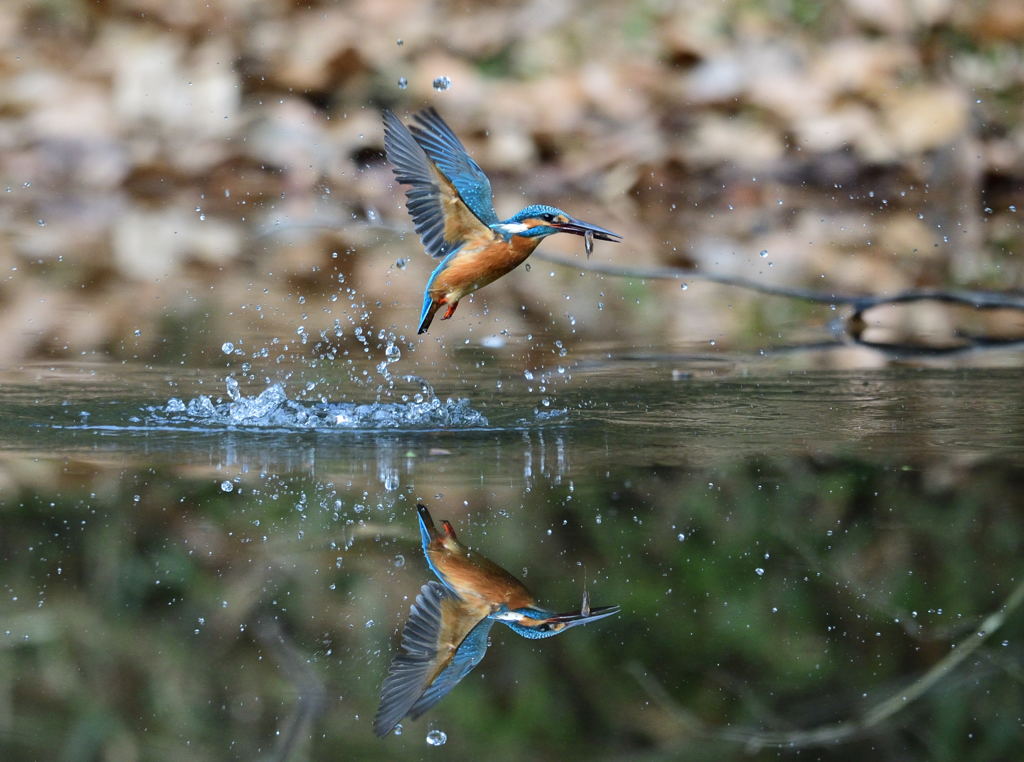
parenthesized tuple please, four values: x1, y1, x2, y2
(492, 222, 530, 236)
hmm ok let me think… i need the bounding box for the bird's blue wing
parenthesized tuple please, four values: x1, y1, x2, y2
(373, 581, 491, 736)
(383, 109, 497, 259)
(407, 612, 495, 720)
(408, 108, 498, 227)
(383, 110, 451, 258)
(374, 581, 451, 736)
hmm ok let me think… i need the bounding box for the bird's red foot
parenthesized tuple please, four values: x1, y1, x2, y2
(441, 520, 458, 540)
(440, 301, 459, 321)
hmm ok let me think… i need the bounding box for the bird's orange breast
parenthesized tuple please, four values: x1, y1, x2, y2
(430, 234, 542, 302)
(428, 543, 536, 611)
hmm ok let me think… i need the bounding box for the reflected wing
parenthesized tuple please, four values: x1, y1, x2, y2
(373, 581, 492, 737)
(407, 613, 494, 720)
(383, 109, 497, 259)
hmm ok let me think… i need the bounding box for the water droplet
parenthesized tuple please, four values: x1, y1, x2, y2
(393, 554, 406, 568)
(676, 533, 686, 542)
(36, 219, 45, 227)
(432, 76, 451, 91)
(759, 249, 768, 258)
(680, 282, 688, 290)
(221, 342, 235, 354)
(220, 481, 234, 493)
(755, 567, 765, 576)
(133, 329, 142, 336)
(397, 76, 408, 90)
(396, 38, 404, 46)
(426, 730, 447, 746)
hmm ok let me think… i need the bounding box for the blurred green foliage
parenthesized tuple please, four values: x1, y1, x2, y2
(2, 453, 1021, 760)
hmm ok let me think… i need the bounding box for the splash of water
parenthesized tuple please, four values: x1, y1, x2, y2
(149, 376, 488, 430)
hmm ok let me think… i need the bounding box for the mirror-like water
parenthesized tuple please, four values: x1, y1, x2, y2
(2, 351, 1022, 760)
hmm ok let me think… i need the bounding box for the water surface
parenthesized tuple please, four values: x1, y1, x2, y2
(1, 348, 1022, 761)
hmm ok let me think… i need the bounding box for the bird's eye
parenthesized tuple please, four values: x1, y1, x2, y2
(537, 623, 551, 632)
(541, 213, 555, 222)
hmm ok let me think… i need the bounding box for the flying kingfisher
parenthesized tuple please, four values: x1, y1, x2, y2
(382, 108, 622, 334)
(373, 503, 619, 737)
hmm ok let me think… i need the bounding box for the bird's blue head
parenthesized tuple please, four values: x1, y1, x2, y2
(492, 204, 623, 244)
(500, 205, 573, 239)
(494, 603, 621, 639)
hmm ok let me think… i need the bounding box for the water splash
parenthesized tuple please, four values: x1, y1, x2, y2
(148, 377, 488, 431)
(375, 341, 402, 390)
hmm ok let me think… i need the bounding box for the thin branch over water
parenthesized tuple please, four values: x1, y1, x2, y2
(535, 250, 1024, 354)
(534, 251, 1024, 312)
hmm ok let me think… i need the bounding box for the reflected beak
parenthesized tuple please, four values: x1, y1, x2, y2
(545, 604, 621, 629)
(552, 216, 623, 243)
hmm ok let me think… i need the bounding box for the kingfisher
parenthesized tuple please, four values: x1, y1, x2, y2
(382, 108, 622, 334)
(373, 503, 619, 737)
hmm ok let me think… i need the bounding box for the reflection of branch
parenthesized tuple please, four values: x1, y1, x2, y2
(775, 522, 926, 641)
(534, 250, 1024, 312)
(849, 336, 1024, 356)
(254, 618, 328, 762)
(629, 574, 1024, 751)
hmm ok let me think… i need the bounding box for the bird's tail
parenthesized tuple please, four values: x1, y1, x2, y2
(416, 503, 458, 551)
(416, 503, 439, 540)
(417, 299, 441, 334)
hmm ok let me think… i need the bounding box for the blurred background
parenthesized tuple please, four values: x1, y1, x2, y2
(2, 0, 1024, 760)
(1, 0, 1023, 363)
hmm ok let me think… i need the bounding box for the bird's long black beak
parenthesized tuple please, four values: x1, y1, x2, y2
(552, 216, 622, 243)
(546, 604, 621, 629)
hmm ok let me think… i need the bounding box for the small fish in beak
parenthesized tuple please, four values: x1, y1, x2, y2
(550, 215, 621, 258)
